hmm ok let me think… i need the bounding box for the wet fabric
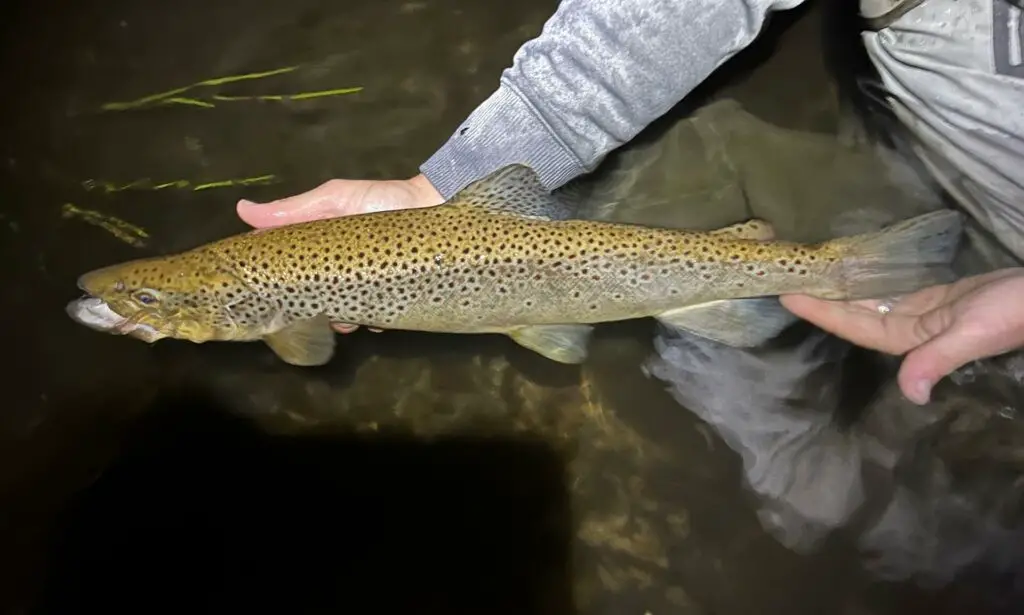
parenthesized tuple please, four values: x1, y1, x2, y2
(864, 0, 1024, 263)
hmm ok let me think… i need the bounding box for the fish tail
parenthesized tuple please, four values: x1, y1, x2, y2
(824, 209, 964, 300)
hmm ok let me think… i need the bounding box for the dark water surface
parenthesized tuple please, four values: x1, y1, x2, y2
(1, 0, 1021, 613)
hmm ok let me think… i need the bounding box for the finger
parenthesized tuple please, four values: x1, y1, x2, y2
(780, 295, 908, 353)
(332, 323, 359, 334)
(896, 306, 966, 404)
(236, 180, 362, 229)
(937, 268, 1024, 304)
(896, 302, 1023, 404)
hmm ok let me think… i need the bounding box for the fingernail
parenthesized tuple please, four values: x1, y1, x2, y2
(239, 199, 264, 207)
(909, 379, 932, 404)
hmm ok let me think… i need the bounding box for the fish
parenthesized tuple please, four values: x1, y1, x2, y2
(65, 164, 964, 367)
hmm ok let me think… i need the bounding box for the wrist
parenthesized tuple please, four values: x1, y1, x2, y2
(406, 174, 444, 208)
(418, 82, 588, 199)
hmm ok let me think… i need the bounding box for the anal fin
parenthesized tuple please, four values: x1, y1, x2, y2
(508, 324, 594, 364)
(263, 314, 337, 366)
(655, 298, 797, 347)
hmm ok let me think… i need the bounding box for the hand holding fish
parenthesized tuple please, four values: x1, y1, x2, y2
(781, 268, 1024, 405)
(236, 173, 443, 334)
(236, 173, 442, 227)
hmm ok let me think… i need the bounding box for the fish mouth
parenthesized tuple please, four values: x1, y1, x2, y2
(65, 295, 166, 343)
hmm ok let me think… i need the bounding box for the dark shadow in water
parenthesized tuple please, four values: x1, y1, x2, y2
(329, 329, 587, 391)
(132, 321, 586, 392)
(32, 387, 575, 615)
(829, 345, 893, 433)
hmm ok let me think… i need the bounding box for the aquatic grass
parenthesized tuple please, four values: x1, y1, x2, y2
(61, 203, 150, 247)
(81, 174, 280, 194)
(100, 66, 363, 111)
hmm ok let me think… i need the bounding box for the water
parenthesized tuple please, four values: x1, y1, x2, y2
(1, 0, 1021, 613)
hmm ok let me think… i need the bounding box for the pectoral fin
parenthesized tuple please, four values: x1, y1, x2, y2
(655, 298, 797, 347)
(508, 324, 594, 364)
(710, 219, 776, 241)
(263, 314, 336, 366)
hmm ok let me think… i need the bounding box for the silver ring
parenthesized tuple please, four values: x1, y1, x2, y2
(876, 296, 900, 315)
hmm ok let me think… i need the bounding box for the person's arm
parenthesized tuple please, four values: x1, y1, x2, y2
(420, 0, 807, 198)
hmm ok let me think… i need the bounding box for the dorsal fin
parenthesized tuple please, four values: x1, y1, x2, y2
(447, 164, 578, 220)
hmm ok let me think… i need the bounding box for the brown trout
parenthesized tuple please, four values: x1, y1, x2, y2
(66, 165, 963, 366)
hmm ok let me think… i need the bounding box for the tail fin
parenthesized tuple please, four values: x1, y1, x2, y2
(825, 209, 964, 300)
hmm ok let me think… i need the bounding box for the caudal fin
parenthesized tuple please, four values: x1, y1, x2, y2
(825, 209, 964, 300)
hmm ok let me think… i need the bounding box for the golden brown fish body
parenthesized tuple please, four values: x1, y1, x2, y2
(67, 165, 963, 366)
(202, 207, 838, 331)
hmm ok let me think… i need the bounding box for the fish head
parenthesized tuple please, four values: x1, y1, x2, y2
(68, 252, 278, 344)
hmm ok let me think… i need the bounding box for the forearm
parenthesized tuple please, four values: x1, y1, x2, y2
(420, 0, 807, 199)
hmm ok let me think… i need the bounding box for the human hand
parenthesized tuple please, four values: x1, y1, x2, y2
(780, 268, 1024, 405)
(236, 173, 443, 227)
(236, 173, 443, 333)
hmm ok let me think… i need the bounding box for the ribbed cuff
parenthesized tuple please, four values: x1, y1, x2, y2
(419, 81, 588, 199)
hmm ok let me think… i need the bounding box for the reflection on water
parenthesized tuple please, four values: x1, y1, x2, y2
(647, 322, 1024, 607)
(860, 354, 1024, 593)
(648, 325, 868, 553)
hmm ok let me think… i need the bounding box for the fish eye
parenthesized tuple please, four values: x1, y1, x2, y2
(134, 290, 159, 305)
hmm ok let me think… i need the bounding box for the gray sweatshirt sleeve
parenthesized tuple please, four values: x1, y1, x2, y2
(420, 0, 808, 198)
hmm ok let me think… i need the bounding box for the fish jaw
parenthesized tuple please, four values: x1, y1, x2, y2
(69, 249, 277, 344)
(65, 296, 167, 343)
(64, 295, 258, 344)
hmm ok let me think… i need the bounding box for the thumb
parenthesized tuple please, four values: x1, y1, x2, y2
(896, 307, 972, 404)
(236, 180, 358, 229)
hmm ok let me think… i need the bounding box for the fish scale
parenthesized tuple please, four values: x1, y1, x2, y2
(202, 205, 842, 333)
(66, 164, 964, 367)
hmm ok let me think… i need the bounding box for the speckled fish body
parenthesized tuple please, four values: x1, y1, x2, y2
(66, 165, 963, 366)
